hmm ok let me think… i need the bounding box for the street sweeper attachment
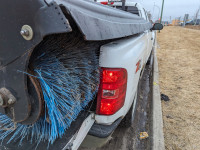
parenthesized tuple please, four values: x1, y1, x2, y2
(0, 0, 153, 148)
(0, 31, 103, 147)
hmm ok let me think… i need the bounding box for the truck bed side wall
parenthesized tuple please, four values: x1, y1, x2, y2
(95, 32, 152, 124)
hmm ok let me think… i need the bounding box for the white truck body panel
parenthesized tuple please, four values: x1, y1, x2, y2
(95, 31, 154, 124)
(65, 1, 156, 149)
(91, 1, 155, 125)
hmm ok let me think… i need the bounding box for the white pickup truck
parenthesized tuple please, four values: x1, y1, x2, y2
(0, 1, 163, 150)
(60, 1, 163, 150)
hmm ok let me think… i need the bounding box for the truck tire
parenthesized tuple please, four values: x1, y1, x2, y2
(120, 86, 138, 128)
(146, 50, 153, 66)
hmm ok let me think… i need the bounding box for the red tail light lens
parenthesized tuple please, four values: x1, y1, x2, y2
(96, 68, 127, 115)
(100, 2, 114, 5)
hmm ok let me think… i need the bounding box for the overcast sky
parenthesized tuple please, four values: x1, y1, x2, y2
(131, 0, 200, 21)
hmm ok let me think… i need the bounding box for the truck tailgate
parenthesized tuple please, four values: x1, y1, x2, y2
(63, 113, 95, 150)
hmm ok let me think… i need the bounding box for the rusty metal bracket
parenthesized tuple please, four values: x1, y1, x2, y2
(0, 88, 16, 108)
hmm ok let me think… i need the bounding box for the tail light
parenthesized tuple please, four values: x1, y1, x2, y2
(96, 68, 127, 115)
(100, 2, 114, 5)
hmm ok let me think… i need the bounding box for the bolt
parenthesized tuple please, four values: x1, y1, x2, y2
(20, 29, 29, 36)
(8, 99, 15, 105)
(0, 94, 4, 106)
(20, 25, 33, 40)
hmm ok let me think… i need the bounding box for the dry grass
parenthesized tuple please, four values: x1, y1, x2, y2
(185, 25, 200, 30)
(157, 26, 200, 150)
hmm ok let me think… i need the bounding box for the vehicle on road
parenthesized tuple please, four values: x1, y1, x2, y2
(186, 19, 200, 25)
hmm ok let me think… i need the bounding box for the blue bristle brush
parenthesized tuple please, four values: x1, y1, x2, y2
(0, 32, 101, 147)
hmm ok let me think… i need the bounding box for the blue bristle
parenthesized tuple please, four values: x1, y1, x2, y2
(0, 35, 100, 148)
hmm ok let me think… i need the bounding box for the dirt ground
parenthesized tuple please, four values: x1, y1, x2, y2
(185, 25, 200, 30)
(157, 26, 200, 150)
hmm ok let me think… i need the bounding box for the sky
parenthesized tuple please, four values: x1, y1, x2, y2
(130, 0, 200, 21)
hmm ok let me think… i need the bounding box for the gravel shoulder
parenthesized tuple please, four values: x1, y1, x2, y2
(157, 26, 200, 150)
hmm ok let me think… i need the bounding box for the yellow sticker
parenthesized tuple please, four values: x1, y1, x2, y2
(140, 132, 149, 140)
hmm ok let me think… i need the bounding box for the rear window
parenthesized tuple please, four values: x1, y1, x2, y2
(116, 6, 140, 16)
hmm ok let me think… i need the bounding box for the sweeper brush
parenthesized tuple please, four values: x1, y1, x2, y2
(0, 31, 102, 146)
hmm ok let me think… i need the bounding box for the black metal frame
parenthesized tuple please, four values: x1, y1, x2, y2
(56, 0, 152, 41)
(0, 0, 71, 123)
